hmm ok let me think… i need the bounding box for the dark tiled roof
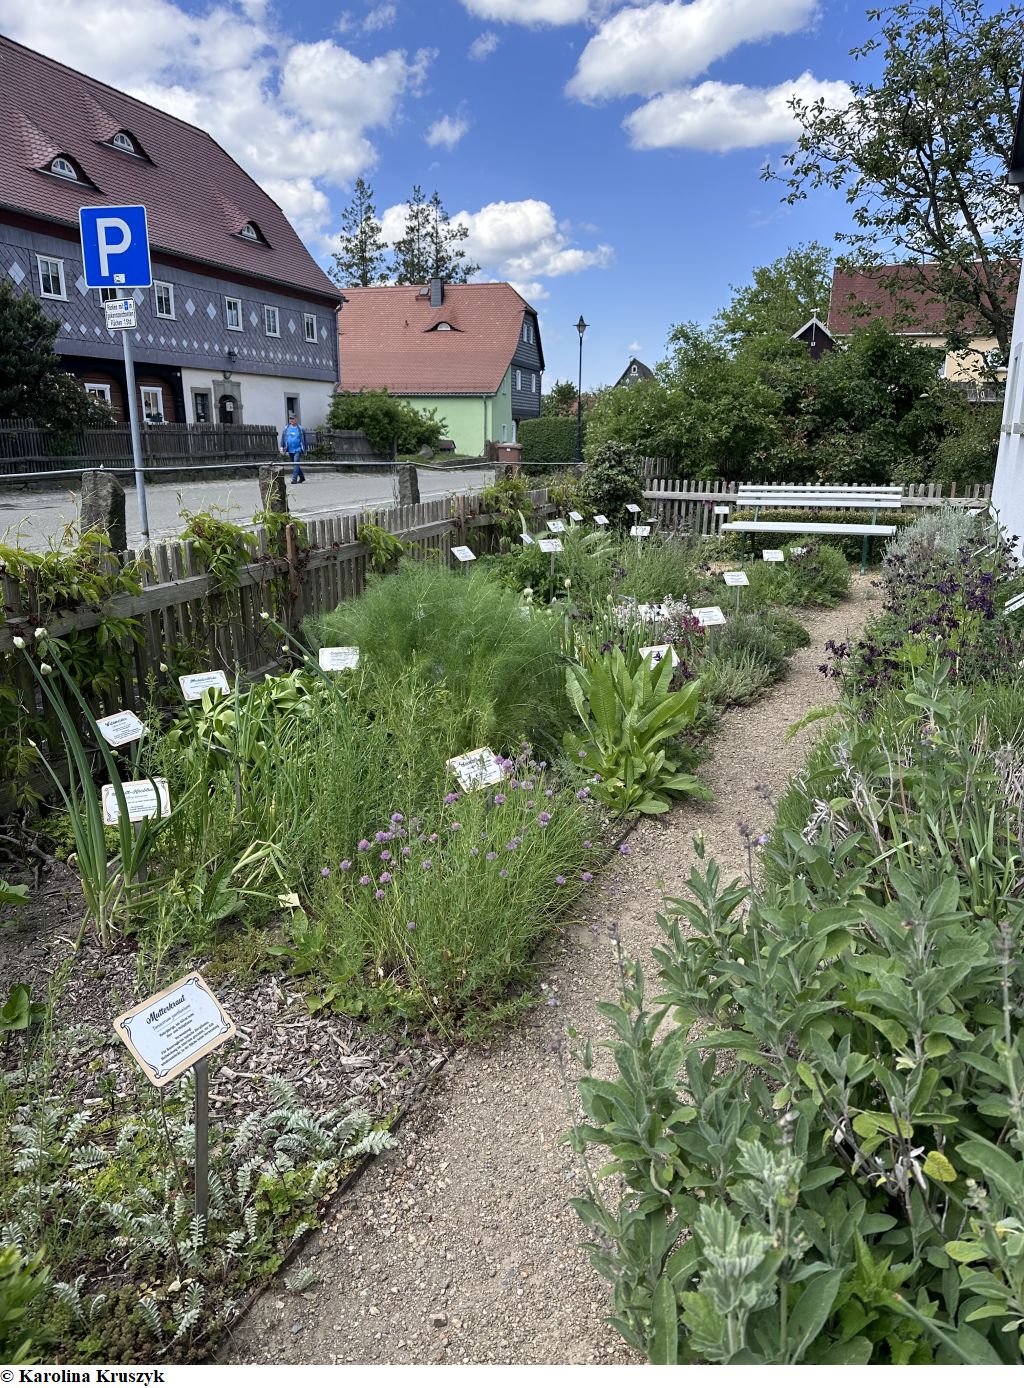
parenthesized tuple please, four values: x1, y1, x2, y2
(339, 283, 537, 395)
(614, 357, 654, 386)
(0, 35, 341, 303)
(829, 262, 1018, 337)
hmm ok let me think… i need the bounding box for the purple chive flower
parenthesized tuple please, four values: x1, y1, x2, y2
(583, 840, 592, 850)
(581, 872, 593, 883)
(499, 869, 509, 879)
(555, 874, 566, 886)
(358, 839, 371, 852)
(539, 761, 547, 770)
(380, 850, 392, 862)
(391, 813, 405, 824)
(494, 793, 506, 805)
(577, 750, 586, 760)
(471, 847, 480, 857)
(339, 859, 352, 871)
(375, 830, 393, 843)
(526, 800, 535, 810)
(523, 781, 535, 791)
(444, 792, 460, 805)
(406, 921, 416, 930)
(380, 871, 392, 884)
(538, 812, 551, 826)
(510, 779, 520, 790)
(545, 789, 554, 799)
(429, 833, 438, 844)
(402, 845, 411, 857)
(619, 843, 631, 856)
(422, 859, 433, 870)
(375, 889, 385, 900)
(576, 788, 590, 801)
(486, 851, 497, 861)
(480, 830, 488, 840)
(321, 866, 331, 878)
(359, 874, 371, 886)
(450, 821, 462, 831)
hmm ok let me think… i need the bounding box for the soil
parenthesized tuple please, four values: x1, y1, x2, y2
(223, 574, 880, 1366)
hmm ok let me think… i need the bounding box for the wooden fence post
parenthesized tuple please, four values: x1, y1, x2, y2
(285, 522, 303, 633)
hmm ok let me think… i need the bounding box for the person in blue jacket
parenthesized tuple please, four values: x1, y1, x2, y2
(280, 414, 305, 483)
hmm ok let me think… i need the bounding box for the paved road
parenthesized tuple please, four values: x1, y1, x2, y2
(0, 464, 494, 551)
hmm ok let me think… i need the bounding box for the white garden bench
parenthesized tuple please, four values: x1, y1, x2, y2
(720, 483, 902, 573)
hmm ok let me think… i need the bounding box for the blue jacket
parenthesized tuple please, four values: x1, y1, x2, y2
(281, 424, 304, 453)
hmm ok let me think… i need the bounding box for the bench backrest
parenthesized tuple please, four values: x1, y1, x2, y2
(734, 483, 903, 510)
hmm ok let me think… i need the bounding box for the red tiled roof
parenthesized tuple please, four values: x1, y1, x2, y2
(829, 262, 1018, 337)
(0, 35, 341, 303)
(339, 283, 536, 395)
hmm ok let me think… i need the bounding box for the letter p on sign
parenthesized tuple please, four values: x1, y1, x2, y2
(79, 204, 152, 289)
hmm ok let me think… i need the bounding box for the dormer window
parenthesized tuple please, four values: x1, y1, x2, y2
(238, 221, 268, 245)
(430, 321, 455, 332)
(112, 131, 136, 154)
(50, 156, 78, 181)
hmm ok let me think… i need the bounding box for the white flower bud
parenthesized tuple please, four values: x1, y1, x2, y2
(12, 635, 26, 649)
(39, 663, 53, 675)
(281, 643, 290, 653)
(260, 610, 270, 620)
(159, 662, 169, 673)
(34, 627, 47, 640)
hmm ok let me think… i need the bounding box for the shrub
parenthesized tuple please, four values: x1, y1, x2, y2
(519, 415, 579, 465)
(482, 525, 617, 609)
(327, 389, 445, 456)
(613, 533, 701, 603)
(700, 650, 776, 707)
(787, 541, 850, 608)
(577, 442, 646, 529)
(714, 612, 792, 680)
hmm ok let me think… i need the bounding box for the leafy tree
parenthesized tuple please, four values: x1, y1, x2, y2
(713, 243, 832, 347)
(331, 177, 389, 288)
(0, 281, 114, 440)
(773, 0, 1024, 356)
(328, 389, 446, 456)
(577, 441, 645, 529)
(391, 186, 479, 285)
(541, 379, 580, 416)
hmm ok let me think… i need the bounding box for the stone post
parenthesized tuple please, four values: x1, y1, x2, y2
(258, 465, 290, 516)
(80, 470, 127, 555)
(397, 463, 420, 506)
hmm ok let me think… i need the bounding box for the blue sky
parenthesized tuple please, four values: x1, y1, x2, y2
(1, 0, 891, 386)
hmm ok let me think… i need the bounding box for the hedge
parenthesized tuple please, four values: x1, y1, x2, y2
(518, 415, 579, 465)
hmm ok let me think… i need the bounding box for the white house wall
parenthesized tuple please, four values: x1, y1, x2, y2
(180, 368, 334, 429)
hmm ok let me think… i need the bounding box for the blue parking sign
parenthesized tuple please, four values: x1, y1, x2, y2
(79, 204, 152, 289)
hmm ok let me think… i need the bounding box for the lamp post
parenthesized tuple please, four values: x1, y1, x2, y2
(575, 315, 588, 467)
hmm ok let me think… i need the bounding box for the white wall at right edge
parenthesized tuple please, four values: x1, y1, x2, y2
(991, 249, 1024, 559)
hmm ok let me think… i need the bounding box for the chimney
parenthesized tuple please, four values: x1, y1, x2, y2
(429, 277, 444, 307)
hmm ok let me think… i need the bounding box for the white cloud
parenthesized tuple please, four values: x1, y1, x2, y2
(425, 114, 471, 149)
(628, 340, 642, 352)
(362, 2, 397, 31)
(468, 30, 500, 59)
(458, 0, 591, 23)
(0, 0, 434, 242)
(625, 72, 850, 151)
(567, 0, 819, 102)
(379, 197, 613, 289)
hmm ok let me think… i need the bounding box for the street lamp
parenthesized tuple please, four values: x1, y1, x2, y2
(575, 315, 588, 466)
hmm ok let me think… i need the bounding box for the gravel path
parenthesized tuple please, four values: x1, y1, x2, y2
(226, 576, 879, 1366)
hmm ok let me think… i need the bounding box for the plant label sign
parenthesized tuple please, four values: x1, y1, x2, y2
(114, 971, 236, 1088)
(693, 606, 727, 628)
(713, 505, 731, 516)
(762, 549, 785, 563)
(96, 710, 145, 747)
(630, 525, 652, 538)
(640, 643, 680, 668)
(625, 503, 641, 514)
(568, 510, 583, 522)
(101, 777, 171, 826)
(318, 646, 359, 672)
(593, 514, 609, 526)
(446, 747, 506, 792)
(520, 532, 535, 545)
(547, 519, 567, 533)
(1005, 592, 1024, 615)
(179, 670, 229, 701)
(538, 537, 563, 554)
(452, 545, 476, 563)
(723, 571, 749, 587)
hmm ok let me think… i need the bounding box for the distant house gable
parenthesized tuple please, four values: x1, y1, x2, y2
(614, 357, 654, 388)
(791, 315, 835, 360)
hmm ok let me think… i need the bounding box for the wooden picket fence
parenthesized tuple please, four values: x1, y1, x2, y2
(640, 461, 993, 537)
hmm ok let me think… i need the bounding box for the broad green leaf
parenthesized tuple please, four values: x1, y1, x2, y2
(923, 1151, 957, 1183)
(649, 1275, 678, 1364)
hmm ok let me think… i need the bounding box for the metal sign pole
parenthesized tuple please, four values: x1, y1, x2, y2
(121, 326, 150, 548)
(194, 1056, 209, 1237)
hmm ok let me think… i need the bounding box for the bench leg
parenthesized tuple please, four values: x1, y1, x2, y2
(860, 534, 869, 576)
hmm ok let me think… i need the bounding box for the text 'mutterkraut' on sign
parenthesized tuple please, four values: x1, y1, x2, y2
(96, 709, 145, 746)
(538, 537, 563, 553)
(446, 747, 506, 792)
(547, 519, 566, 533)
(723, 571, 749, 587)
(101, 777, 171, 826)
(693, 606, 727, 628)
(179, 670, 230, 701)
(318, 646, 360, 672)
(114, 972, 235, 1088)
(452, 545, 476, 563)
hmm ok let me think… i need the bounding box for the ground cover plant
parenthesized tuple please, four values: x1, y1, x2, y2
(571, 508, 1024, 1364)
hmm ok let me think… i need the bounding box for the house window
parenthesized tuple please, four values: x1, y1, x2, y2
(239, 222, 264, 242)
(84, 382, 111, 403)
(264, 305, 280, 337)
(225, 297, 242, 331)
(304, 313, 317, 343)
(433, 321, 452, 331)
(154, 282, 175, 318)
(531, 372, 536, 393)
(515, 369, 522, 390)
(630, 364, 638, 376)
(500, 422, 507, 442)
(522, 322, 528, 342)
(285, 393, 300, 421)
(37, 256, 66, 299)
(50, 156, 78, 181)
(192, 390, 211, 423)
(141, 386, 164, 422)
(112, 131, 136, 154)
(99, 287, 119, 303)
